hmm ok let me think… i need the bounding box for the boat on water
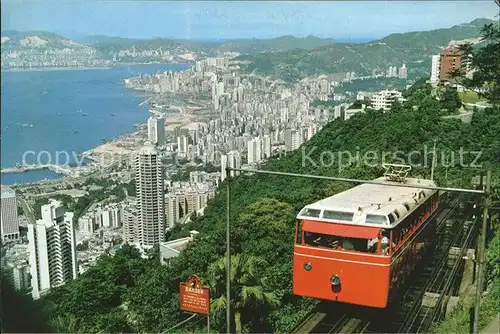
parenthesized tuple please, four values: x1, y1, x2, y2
(82, 113, 88, 116)
(110, 113, 117, 116)
(18, 123, 34, 128)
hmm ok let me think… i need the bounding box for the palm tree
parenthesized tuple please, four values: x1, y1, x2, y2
(208, 254, 280, 333)
(49, 315, 79, 333)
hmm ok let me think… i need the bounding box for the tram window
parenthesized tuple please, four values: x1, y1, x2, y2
(388, 214, 396, 224)
(322, 210, 354, 221)
(392, 228, 402, 246)
(404, 203, 410, 211)
(300, 208, 321, 218)
(304, 232, 369, 252)
(296, 221, 303, 244)
(366, 214, 388, 225)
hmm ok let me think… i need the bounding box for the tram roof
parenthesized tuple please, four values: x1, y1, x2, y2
(297, 177, 438, 228)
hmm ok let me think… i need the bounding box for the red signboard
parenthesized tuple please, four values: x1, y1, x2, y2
(179, 275, 210, 315)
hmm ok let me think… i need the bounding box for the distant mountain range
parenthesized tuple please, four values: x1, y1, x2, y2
(1, 17, 493, 77)
(236, 18, 494, 81)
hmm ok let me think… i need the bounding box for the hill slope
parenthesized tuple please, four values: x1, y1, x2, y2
(238, 18, 494, 81)
(34, 81, 500, 333)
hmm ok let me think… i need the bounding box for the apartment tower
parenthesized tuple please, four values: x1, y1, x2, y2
(1, 187, 20, 242)
(28, 199, 77, 300)
(135, 141, 165, 248)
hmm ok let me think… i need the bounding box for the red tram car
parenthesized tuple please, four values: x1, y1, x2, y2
(292, 173, 439, 308)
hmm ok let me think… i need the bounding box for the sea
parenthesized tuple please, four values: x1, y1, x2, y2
(0, 63, 190, 186)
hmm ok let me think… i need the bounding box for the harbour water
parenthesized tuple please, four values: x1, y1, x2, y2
(1, 63, 189, 185)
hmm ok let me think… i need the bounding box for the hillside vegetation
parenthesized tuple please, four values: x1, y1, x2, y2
(237, 18, 494, 82)
(4, 80, 491, 333)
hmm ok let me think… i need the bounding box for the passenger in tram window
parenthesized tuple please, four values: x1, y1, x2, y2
(327, 236, 340, 249)
(368, 237, 378, 253)
(313, 235, 322, 246)
(381, 230, 390, 255)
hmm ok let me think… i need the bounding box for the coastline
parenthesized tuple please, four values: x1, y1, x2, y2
(1, 62, 191, 73)
(2, 62, 192, 186)
(1, 66, 112, 73)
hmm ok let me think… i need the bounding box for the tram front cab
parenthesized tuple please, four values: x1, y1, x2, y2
(293, 219, 391, 308)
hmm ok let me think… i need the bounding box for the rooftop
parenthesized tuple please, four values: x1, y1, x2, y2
(297, 176, 437, 227)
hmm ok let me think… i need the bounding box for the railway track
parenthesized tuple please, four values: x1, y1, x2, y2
(367, 193, 477, 333)
(292, 193, 476, 334)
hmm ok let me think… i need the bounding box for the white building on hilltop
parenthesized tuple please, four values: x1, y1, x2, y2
(1, 187, 20, 242)
(371, 90, 406, 111)
(28, 199, 77, 300)
(430, 55, 441, 86)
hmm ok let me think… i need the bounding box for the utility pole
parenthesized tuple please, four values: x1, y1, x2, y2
(495, 0, 500, 25)
(473, 169, 492, 333)
(431, 139, 437, 181)
(225, 167, 231, 334)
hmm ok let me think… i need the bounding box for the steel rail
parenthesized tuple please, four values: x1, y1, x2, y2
(400, 213, 471, 333)
(228, 168, 486, 194)
(417, 219, 477, 333)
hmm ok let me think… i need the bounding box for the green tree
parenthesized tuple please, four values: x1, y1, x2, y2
(450, 23, 500, 105)
(440, 87, 462, 113)
(208, 254, 280, 333)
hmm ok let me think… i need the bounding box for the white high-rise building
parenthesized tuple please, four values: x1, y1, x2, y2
(123, 202, 138, 244)
(147, 116, 166, 146)
(135, 142, 165, 248)
(177, 135, 188, 155)
(430, 55, 441, 86)
(1, 187, 20, 242)
(247, 138, 262, 165)
(28, 199, 77, 300)
(221, 151, 241, 181)
(291, 130, 304, 151)
(221, 154, 228, 181)
(262, 135, 272, 159)
(398, 64, 408, 79)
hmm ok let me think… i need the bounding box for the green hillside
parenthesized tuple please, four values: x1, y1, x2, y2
(17, 79, 496, 333)
(238, 18, 494, 81)
(217, 35, 336, 54)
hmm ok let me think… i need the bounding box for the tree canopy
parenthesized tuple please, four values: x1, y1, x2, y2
(450, 23, 500, 105)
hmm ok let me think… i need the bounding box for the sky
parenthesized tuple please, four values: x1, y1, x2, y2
(1, 1, 498, 41)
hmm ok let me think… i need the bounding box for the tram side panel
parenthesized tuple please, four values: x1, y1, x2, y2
(293, 247, 392, 308)
(388, 194, 439, 302)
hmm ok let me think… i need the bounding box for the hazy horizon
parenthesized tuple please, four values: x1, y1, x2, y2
(1, 1, 498, 42)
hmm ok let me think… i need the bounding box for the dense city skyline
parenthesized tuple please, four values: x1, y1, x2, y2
(1, 1, 498, 41)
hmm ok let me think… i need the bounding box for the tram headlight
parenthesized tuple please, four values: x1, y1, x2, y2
(304, 262, 312, 271)
(330, 274, 341, 286)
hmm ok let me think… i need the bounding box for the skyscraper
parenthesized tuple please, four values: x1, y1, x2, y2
(123, 201, 138, 244)
(291, 130, 304, 151)
(221, 150, 241, 181)
(177, 135, 188, 155)
(430, 55, 440, 86)
(1, 187, 20, 242)
(398, 64, 408, 79)
(247, 138, 262, 164)
(147, 116, 166, 146)
(262, 135, 272, 159)
(135, 142, 165, 248)
(284, 129, 293, 152)
(28, 199, 77, 300)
